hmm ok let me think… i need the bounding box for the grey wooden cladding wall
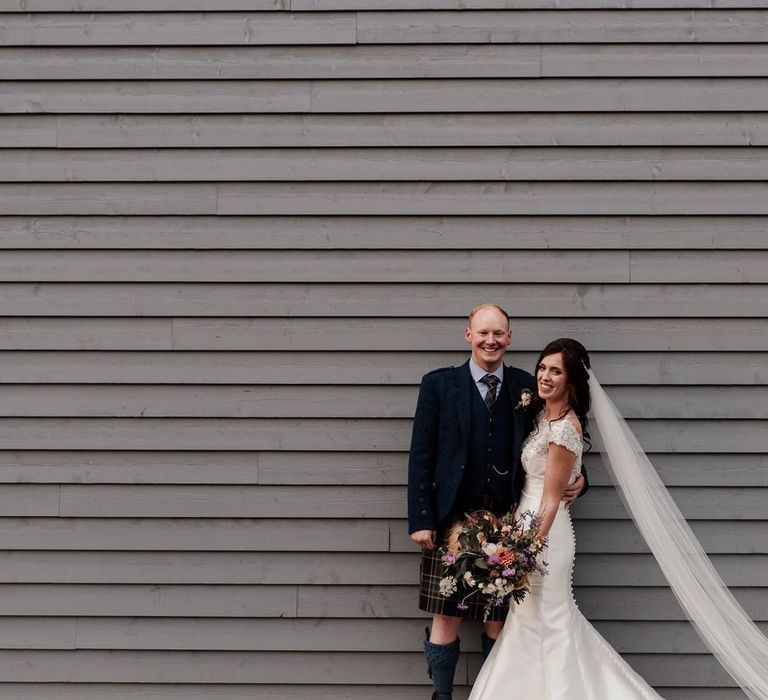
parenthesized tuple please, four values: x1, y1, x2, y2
(7, 115, 768, 147)
(0, 4, 766, 700)
(8, 45, 768, 80)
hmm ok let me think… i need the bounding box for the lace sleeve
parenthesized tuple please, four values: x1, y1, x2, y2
(548, 418, 582, 457)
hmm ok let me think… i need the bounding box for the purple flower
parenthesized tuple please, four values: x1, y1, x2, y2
(441, 554, 456, 565)
(487, 554, 502, 565)
(457, 603, 469, 611)
(502, 568, 515, 577)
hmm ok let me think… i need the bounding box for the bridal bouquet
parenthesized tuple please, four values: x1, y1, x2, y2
(437, 509, 548, 621)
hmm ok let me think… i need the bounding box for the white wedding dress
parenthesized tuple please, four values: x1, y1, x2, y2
(469, 411, 663, 700)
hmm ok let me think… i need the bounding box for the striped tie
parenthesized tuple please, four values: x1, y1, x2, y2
(480, 374, 499, 409)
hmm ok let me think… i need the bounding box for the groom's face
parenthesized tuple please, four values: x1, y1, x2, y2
(465, 307, 512, 372)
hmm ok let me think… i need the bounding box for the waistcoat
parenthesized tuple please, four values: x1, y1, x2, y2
(456, 378, 516, 512)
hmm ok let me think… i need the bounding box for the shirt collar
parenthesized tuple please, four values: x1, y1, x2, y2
(469, 358, 504, 385)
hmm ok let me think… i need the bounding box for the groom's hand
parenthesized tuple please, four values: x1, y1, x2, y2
(411, 529, 437, 550)
(562, 473, 585, 505)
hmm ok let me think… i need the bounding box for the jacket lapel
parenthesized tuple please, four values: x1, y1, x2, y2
(452, 361, 473, 451)
(504, 366, 523, 438)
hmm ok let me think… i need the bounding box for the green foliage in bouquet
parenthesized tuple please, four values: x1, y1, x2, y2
(437, 509, 549, 621)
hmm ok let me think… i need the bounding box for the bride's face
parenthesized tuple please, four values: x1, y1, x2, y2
(537, 352, 569, 404)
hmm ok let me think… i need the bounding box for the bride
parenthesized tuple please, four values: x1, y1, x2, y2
(470, 338, 768, 700)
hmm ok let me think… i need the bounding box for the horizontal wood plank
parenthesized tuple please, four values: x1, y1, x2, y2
(4, 10, 767, 47)
(0, 251, 632, 282)
(0, 215, 765, 249)
(0, 318, 172, 350)
(302, 0, 768, 7)
(633, 251, 768, 282)
(0, 0, 765, 8)
(0, 45, 541, 80)
(0, 584, 298, 618)
(543, 44, 768, 77)
(8, 182, 768, 215)
(5, 79, 768, 114)
(0, 184, 218, 216)
(6, 147, 768, 182)
(0, 81, 312, 114)
(217, 182, 768, 216)
(0, 0, 286, 8)
(357, 10, 768, 44)
(0, 518, 390, 551)
(0, 450, 264, 484)
(0, 13, 356, 46)
(51, 114, 768, 148)
(0, 485, 59, 516)
(56, 485, 405, 518)
(0, 116, 57, 147)
(5, 45, 768, 81)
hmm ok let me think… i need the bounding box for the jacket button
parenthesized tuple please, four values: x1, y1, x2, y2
(419, 497, 425, 503)
(460, 464, 464, 470)
(419, 484, 425, 491)
(421, 509, 428, 516)
(431, 481, 437, 491)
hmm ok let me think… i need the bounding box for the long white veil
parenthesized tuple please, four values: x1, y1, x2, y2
(587, 370, 768, 699)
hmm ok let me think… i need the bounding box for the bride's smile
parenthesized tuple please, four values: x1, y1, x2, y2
(536, 353, 569, 405)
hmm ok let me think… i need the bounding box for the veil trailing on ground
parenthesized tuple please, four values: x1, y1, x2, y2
(587, 370, 768, 700)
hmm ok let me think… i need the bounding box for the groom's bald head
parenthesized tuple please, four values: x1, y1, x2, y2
(468, 303, 511, 329)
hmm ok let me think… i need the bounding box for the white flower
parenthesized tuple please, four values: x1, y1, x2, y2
(463, 572, 476, 587)
(438, 576, 458, 597)
(485, 584, 497, 595)
(516, 389, 532, 410)
(482, 542, 498, 556)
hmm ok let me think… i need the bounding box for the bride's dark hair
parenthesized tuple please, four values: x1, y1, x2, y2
(531, 337, 592, 450)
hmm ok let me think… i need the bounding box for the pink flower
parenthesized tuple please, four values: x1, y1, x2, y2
(457, 603, 469, 611)
(441, 554, 456, 565)
(502, 568, 515, 577)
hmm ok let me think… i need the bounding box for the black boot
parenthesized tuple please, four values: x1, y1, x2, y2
(423, 627, 460, 700)
(481, 632, 496, 661)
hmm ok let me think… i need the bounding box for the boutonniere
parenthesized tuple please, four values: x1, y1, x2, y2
(515, 389, 532, 411)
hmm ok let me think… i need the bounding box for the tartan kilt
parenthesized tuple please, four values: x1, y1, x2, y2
(418, 546, 509, 622)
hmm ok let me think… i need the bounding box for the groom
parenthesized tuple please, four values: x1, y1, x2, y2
(408, 304, 587, 700)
